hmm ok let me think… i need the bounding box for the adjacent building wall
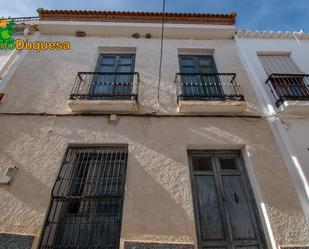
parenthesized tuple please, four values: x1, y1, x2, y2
(235, 36, 309, 219)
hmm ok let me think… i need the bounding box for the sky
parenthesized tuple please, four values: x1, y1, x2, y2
(1, 0, 309, 32)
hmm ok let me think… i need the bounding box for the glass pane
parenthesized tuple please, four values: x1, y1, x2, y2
(220, 159, 237, 170)
(98, 65, 114, 73)
(199, 66, 215, 74)
(193, 157, 212, 171)
(180, 57, 195, 66)
(119, 57, 133, 64)
(101, 56, 116, 65)
(181, 66, 196, 73)
(118, 65, 132, 73)
(199, 59, 212, 67)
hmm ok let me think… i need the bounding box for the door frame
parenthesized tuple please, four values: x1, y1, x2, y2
(188, 150, 268, 249)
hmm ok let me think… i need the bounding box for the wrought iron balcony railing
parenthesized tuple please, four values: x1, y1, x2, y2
(70, 72, 140, 101)
(265, 73, 309, 107)
(175, 73, 244, 102)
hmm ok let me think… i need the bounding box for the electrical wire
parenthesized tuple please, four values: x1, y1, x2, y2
(157, 0, 166, 113)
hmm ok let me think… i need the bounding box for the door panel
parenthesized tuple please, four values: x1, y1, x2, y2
(179, 56, 199, 96)
(195, 175, 226, 240)
(221, 175, 256, 240)
(189, 151, 266, 249)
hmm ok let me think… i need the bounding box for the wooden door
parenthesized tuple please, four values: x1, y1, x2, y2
(189, 151, 267, 249)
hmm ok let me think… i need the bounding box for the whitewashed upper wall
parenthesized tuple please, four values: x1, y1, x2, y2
(236, 38, 309, 87)
(0, 34, 262, 115)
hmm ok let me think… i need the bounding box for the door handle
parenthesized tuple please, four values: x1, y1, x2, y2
(233, 192, 239, 204)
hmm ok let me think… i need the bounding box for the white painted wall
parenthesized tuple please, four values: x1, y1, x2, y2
(235, 35, 309, 220)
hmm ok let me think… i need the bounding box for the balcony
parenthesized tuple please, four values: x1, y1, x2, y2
(67, 72, 139, 113)
(175, 73, 246, 114)
(266, 73, 309, 114)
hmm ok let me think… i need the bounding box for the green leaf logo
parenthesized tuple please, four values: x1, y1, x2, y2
(0, 20, 16, 45)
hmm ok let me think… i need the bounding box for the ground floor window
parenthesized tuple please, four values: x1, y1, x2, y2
(39, 145, 128, 249)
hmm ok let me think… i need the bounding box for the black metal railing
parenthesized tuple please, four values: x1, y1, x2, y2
(175, 73, 244, 102)
(266, 73, 309, 107)
(70, 72, 140, 101)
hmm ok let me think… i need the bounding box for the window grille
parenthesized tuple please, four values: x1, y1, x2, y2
(39, 145, 128, 249)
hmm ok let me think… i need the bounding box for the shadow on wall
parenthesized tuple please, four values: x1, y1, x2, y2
(0, 150, 50, 213)
(1, 116, 308, 244)
(123, 154, 194, 241)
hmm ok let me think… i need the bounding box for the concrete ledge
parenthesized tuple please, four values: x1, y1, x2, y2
(178, 100, 247, 114)
(67, 99, 138, 113)
(0, 233, 34, 249)
(278, 101, 309, 115)
(124, 241, 194, 249)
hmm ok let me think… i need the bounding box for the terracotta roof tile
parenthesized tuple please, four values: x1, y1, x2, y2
(37, 9, 236, 25)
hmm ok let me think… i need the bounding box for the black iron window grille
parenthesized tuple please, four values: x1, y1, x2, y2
(39, 145, 128, 249)
(265, 73, 309, 107)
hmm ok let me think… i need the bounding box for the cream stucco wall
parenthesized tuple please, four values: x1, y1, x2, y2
(0, 34, 262, 116)
(0, 31, 307, 249)
(0, 115, 308, 248)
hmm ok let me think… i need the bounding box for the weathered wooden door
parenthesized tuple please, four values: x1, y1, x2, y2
(188, 151, 267, 249)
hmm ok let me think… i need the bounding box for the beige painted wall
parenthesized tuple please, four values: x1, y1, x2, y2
(0, 116, 308, 248)
(0, 34, 261, 115)
(0, 33, 307, 249)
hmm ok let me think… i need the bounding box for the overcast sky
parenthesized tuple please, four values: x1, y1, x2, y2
(1, 0, 309, 32)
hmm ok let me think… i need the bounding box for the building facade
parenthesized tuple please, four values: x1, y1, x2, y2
(0, 9, 308, 249)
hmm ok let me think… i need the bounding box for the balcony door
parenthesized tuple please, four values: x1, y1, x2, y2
(178, 55, 224, 100)
(91, 54, 135, 99)
(259, 55, 309, 99)
(189, 151, 267, 249)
